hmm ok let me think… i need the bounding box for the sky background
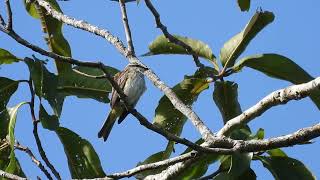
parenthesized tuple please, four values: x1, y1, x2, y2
(0, 0, 320, 179)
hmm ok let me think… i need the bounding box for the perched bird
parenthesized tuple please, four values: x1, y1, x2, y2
(98, 64, 146, 141)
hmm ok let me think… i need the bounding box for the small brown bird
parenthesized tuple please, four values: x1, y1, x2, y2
(98, 64, 146, 141)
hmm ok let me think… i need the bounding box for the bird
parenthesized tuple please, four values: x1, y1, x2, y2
(98, 64, 146, 141)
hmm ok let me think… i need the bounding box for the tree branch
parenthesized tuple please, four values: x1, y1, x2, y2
(27, 0, 216, 143)
(118, 0, 135, 55)
(26, 79, 61, 180)
(4, 0, 12, 30)
(14, 142, 52, 180)
(144, 0, 205, 68)
(0, 170, 27, 180)
(217, 77, 320, 136)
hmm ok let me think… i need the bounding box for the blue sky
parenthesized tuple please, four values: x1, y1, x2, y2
(1, 0, 319, 179)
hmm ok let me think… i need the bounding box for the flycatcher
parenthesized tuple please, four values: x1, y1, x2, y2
(98, 64, 146, 141)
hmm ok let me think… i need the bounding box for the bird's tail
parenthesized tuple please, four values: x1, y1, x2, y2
(98, 109, 118, 141)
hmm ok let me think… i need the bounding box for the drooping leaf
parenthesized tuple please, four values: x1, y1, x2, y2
(135, 142, 174, 179)
(145, 35, 218, 68)
(39, 104, 59, 131)
(0, 49, 20, 65)
(233, 53, 320, 109)
(4, 102, 27, 176)
(25, 57, 64, 116)
(237, 0, 250, 11)
(57, 66, 119, 103)
(213, 153, 254, 180)
(24, 0, 72, 74)
(56, 127, 106, 178)
(0, 77, 19, 139)
(220, 11, 274, 68)
(256, 156, 315, 180)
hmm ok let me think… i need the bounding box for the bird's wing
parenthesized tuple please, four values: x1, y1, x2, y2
(110, 71, 128, 108)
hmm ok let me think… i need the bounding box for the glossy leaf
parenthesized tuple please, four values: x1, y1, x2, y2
(57, 66, 119, 103)
(220, 11, 274, 68)
(5, 102, 28, 176)
(145, 35, 217, 67)
(257, 156, 315, 180)
(0, 49, 20, 65)
(238, 0, 250, 11)
(39, 104, 59, 131)
(233, 53, 320, 109)
(24, 0, 72, 74)
(56, 127, 106, 178)
(25, 57, 64, 116)
(213, 168, 256, 180)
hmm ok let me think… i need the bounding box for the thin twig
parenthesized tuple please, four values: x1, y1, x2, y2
(4, 0, 12, 30)
(118, 0, 135, 55)
(15, 142, 53, 180)
(0, 170, 27, 180)
(144, 0, 206, 68)
(26, 79, 61, 180)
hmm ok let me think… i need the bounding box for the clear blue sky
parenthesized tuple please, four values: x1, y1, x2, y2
(1, 0, 319, 179)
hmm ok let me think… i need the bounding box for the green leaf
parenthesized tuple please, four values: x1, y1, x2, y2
(267, 148, 287, 157)
(213, 81, 242, 124)
(213, 153, 253, 180)
(256, 156, 315, 180)
(145, 35, 218, 69)
(25, 57, 64, 116)
(57, 66, 119, 103)
(233, 53, 320, 109)
(39, 104, 59, 131)
(56, 127, 106, 178)
(177, 139, 220, 179)
(5, 102, 28, 176)
(250, 128, 264, 140)
(0, 49, 20, 65)
(237, 0, 250, 12)
(24, 0, 72, 74)
(220, 11, 274, 68)
(153, 68, 211, 137)
(135, 142, 174, 179)
(0, 77, 19, 139)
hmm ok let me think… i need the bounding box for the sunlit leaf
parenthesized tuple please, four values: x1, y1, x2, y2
(25, 57, 64, 116)
(56, 127, 106, 178)
(24, 0, 72, 74)
(256, 156, 315, 180)
(5, 102, 27, 176)
(220, 11, 274, 68)
(145, 35, 218, 69)
(233, 53, 320, 109)
(57, 66, 119, 103)
(267, 148, 287, 157)
(0, 49, 20, 65)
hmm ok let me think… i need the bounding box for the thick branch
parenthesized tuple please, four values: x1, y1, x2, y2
(218, 77, 320, 136)
(0, 170, 26, 180)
